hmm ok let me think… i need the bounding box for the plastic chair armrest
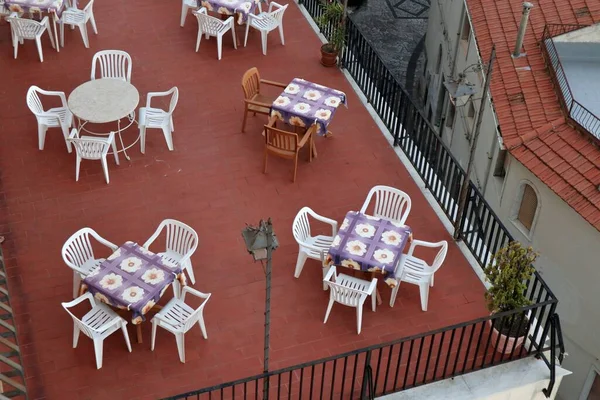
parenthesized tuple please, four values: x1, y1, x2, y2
(63, 292, 95, 308)
(146, 91, 173, 108)
(260, 79, 287, 88)
(366, 278, 378, 295)
(223, 16, 234, 26)
(323, 265, 336, 282)
(142, 228, 162, 250)
(181, 286, 211, 303)
(305, 207, 338, 235)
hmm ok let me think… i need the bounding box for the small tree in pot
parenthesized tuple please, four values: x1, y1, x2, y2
(316, 1, 346, 67)
(484, 241, 537, 354)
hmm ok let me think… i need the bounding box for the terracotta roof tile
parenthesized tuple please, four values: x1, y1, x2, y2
(467, 0, 600, 230)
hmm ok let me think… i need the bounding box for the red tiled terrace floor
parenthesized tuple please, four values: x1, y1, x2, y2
(0, 2, 488, 399)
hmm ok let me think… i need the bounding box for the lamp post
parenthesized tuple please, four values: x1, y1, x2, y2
(241, 219, 278, 400)
(444, 45, 496, 240)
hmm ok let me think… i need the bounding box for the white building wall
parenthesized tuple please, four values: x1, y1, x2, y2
(423, 1, 600, 399)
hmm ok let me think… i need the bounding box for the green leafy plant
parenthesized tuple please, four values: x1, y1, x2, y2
(316, 1, 346, 53)
(484, 241, 537, 336)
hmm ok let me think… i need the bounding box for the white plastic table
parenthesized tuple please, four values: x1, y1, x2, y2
(68, 78, 140, 160)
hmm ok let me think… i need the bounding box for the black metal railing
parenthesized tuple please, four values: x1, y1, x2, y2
(541, 24, 600, 140)
(166, 3, 565, 399)
(0, 244, 27, 399)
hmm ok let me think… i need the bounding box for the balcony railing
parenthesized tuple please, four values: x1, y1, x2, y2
(165, 2, 566, 399)
(541, 24, 600, 141)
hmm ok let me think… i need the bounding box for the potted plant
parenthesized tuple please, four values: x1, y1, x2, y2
(316, 1, 346, 67)
(483, 242, 537, 354)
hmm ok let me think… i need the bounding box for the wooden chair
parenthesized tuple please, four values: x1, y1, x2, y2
(241, 67, 286, 132)
(263, 117, 315, 183)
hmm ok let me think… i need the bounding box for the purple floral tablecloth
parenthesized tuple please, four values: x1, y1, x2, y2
(270, 78, 347, 136)
(201, 0, 259, 24)
(81, 241, 183, 324)
(326, 211, 412, 288)
(4, 0, 64, 16)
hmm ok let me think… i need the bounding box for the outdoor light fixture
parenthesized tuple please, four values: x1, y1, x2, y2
(241, 218, 279, 261)
(444, 73, 478, 107)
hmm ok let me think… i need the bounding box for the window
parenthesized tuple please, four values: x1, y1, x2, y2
(588, 374, 600, 399)
(493, 149, 507, 178)
(467, 101, 476, 131)
(461, 15, 471, 43)
(446, 103, 456, 129)
(581, 364, 600, 400)
(517, 184, 538, 231)
(436, 44, 443, 74)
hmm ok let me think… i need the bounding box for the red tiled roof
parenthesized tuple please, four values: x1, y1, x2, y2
(466, 0, 600, 230)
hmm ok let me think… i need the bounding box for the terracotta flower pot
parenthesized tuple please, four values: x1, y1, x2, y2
(487, 317, 526, 354)
(320, 44, 338, 67)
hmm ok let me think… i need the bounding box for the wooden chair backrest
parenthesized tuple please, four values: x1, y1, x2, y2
(265, 124, 298, 156)
(242, 67, 260, 100)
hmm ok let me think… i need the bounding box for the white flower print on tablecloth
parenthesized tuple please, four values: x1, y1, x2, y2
(217, 6, 232, 14)
(373, 249, 395, 264)
(137, 246, 154, 256)
(94, 292, 111, 305)
(141, 268, 165, 285)
(132, 315, 143, 324)
(365, 215, 381, 221)
(141, 299, 156, 315)
(390, 220, 406, 228)
(346, 240, 367, 256)
(120, 257, 143, 273)
(355, 223, 376, 238)
(324, 96, 341, 107)
(293, 103, 310, 114)
(270, 110, 283, 121)
(224, 0, 236, 4)
(314, 109, 332, 121)
(239, 2, 252, 13)
(121, 286, 145, 304)
(99, 273, 123, 290)
(8, 4, 23, 12)
(331, 235, 341, 248)
(340, 218, 350, 231)
(303, 90, 322, 101)
(274, 96, 291, 107)
(289, 116, 306, 127)
(367, 266, 382, 273)
(201, 1, 213, 11)
(107, 248, 121, 261)
(385, 277, 398, 288)
(341, 259, 361, 270)
(285, 83, 300, 94)
(381, 230, 402, 246)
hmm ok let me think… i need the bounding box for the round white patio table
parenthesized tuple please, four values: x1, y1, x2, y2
(68, 78, 140, 160)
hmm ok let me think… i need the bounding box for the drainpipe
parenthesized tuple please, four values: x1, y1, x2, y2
(513, 2, 534, 57)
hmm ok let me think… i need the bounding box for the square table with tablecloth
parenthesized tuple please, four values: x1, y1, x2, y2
(201, 0, 259, 24)
(326, 211, 412, 289)
(270, 78, 347, 136)
(81, 241, 185, 332)
(4, 0, 65, 53)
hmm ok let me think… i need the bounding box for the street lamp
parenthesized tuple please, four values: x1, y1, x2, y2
(443, 73, 478, 107)
(241, 218, 278, 399)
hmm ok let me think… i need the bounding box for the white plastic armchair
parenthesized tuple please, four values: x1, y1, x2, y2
(390, 240, 448, 311)
(193, 7, 236, 60)
(7, 16, 55, 62)
(323, 266, 377, 334)
(143, 219, 199, 285)
(91, 50, 132, 82)
(292, 206, 338, 290)
(62, 227, 118, 298)
(244, 2, 287, 56)
(60, 0, 98, 48)
(62, 292, 132, 369)
(180, 0, 199, 27)
(151, 287, 211, 363)
(26, 86, 73, 153)
(138, 87, 179, 153)
(360, 185, 412, 225)
(68, 129, 119, 184)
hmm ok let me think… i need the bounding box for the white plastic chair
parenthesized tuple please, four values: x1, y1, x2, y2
(389, 240, 448, 311)
(68, 129, 120, 184)
(62, 292, 132, 369)
(138, 87, 179, 153)
(91, 50, 132, 82)
(323, 266, 377, 335)
(180, 0, 198, 27)
(60, 0, 97, 48)
(360, 185, 412, 225)
(26, 86, 73, 153)
(61, 227, 118, 298)
(244, 2, 287, 56)
(7, 16, 55, 62)
(143, 219, 199, 285)
(292, 207, 337, 290)
(151, 287, 211, 363)
(193, 7, 236, 60)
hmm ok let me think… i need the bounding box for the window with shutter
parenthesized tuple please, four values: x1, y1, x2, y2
(517, 185, 537, 231)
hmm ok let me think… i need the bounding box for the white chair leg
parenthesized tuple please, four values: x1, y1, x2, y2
(101, 157, 110, 184)
(112, 139, 120, 165)
(217, 35, 222, 60)
(371, 291, 376, 312)
(198, 315, 208, 339)
(61, 124, 72, 153)
(356, 306, 363, 334)
(260, 30, 267, 56)
(72, 325, 81, 348)
(195, 29, 202, 52)
(75, 155, 81, 182)
(430, 274, 434, 287)
(139, 125, 146, 154)
(419, 284, 429, 312)
(231, 25, 237, 49)
(72, 271, 81, 298)
(184, 261, 196, 285)
(90, 13, 98, 34)
(323, 298, 334, 324)
(161, 126, 174, 151)
(79, 23, 89, 48)
(257, 2, 262, 12)
(93, 338, 103, 369)
(38, 125, 48, 150)
(12, 32, 18, 59)
(293, 251, 308, 278)
(244, 22, 250, 47)
(172, 279, 181, 298)
(180, 3, 188, 27)
(389, 282, 400, 307)
(322, 266, 328, 291)
(278, 23, 284, 45)
(151, 320, 158, 351)
(35, 37, 44, 62)
(175, 333, 185, 363)
(60, 20, 65, 47)
(121, 323, 132, 352)
(170, 117, 174, 132)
